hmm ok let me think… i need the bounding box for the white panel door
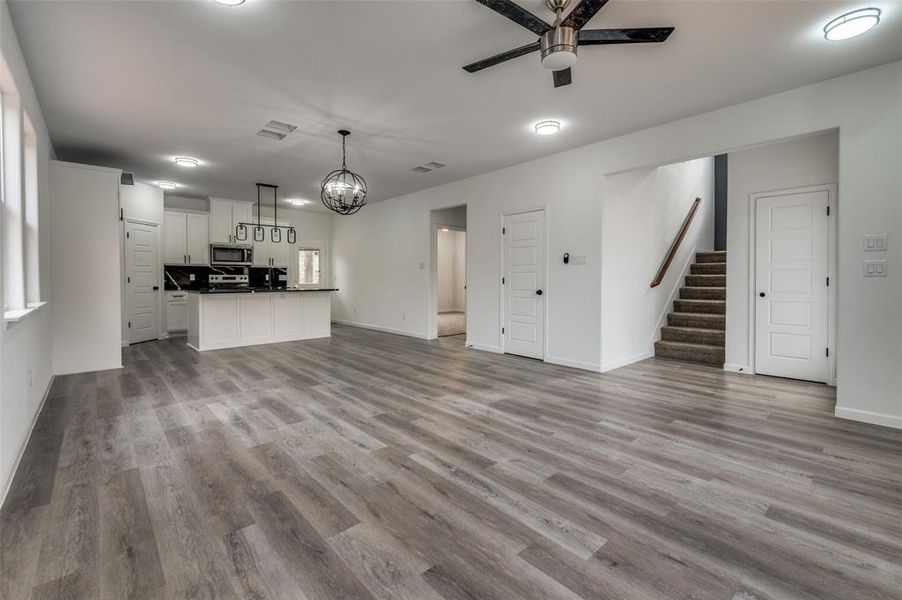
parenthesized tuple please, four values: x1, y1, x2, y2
(503, 210, 545, 360)
(163, 211, 187, 264)
(186, 213, 209, 265)
(755, 188, 829, 382)
(126, 221, 160, 344)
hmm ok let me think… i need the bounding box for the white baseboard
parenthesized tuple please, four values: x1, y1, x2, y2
(723, 363, 753, 374)
(601, 351, 653, 373)
(466, 342, 502, 354)
(1, 375, 54, 508)
(332, 319, 430, 340)
(835, 406, 902, 430)
(547, 355, 603, 372)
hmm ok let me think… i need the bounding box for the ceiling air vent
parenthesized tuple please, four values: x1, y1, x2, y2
(257, 120, 298, 141)
(120, 172, 135, 185)
(412, 166, 432, 173)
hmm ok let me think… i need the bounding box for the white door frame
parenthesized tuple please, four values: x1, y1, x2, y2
(748, 184, 837, 385)
(499, 206, 548, 359)
(428, 223, 467, 340)
(124, 218, 161, 344)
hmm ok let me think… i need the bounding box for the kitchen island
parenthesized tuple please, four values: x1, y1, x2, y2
(186, 288, 337, 351)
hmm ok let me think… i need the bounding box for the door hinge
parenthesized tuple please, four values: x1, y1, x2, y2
(128, 321, 131, 328)
(120, 208, 124, 221)
(502, 276, 505, 284)
(826, 347, 829, 357)
(127, 276, 131, 283)
(126, 231, 130, 238)
(826, 277, 830, 287)
(826, 206, 830, 216)
(502, 227, 505, 234)
(502, 327, 505, 334)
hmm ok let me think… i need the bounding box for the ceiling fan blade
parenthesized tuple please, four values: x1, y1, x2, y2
(463, 42, 541, 73)
(474, 0, 552, 36)
(578, 27, 675, 45)
(553, 68, 572, 88)
(561, 0, 611, 30)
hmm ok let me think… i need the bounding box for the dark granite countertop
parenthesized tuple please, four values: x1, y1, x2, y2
(187, 287, 338, 294)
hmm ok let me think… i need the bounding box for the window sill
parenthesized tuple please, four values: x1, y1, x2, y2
(4, 301, 47, 329)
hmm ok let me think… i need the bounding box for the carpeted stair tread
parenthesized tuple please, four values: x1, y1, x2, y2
(661, 326, 725, 345)
(679, 286, 726, 300)
(654, 340, 725, 366)
(695, 251, 727, 263)
(685, 274, 726, 287)
(673, 298, 726, 314)
(667, 312, 725, 330)
(690, 262, 727, 275)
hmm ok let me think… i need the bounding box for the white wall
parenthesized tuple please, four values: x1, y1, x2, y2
(50, 161, 122, 375)
(725, 131, 839, 373)
(164, 193, 207, 212)
(437, 229, 465, 312)
(600, 157, 715, 371)
(332, 61, 902, 427)
(0, 0, 55, 502)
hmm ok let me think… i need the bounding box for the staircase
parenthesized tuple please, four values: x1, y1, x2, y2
(654, 251, 726, 366)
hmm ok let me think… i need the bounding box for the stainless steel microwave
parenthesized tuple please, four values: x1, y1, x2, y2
(210, 244, 253, 266)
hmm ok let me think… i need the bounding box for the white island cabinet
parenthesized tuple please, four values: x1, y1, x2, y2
(186, 290, 334, 351)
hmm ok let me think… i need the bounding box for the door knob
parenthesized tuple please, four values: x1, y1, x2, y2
(759, 292, 766, 297)
(152, 286, 159, 291)
(536, 289, 543, 295)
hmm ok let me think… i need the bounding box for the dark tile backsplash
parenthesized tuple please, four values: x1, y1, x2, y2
(249, 267, 288, 289)
(163, 265, 289, 290)
(163, 265, 244, 290)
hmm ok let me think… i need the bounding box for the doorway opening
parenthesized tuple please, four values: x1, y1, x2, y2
(429, 205, 467, 340)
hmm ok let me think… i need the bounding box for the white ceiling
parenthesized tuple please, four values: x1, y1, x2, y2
(9, 0, 902, 207)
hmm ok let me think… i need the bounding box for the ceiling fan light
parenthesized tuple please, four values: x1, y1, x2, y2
(534, 120, 561, 136)
(541, 50, 578, 71)
(824, 8, 880, 40)
(211, 0, 246, 6)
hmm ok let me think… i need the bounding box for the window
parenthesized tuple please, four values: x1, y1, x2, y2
(24, 113, 39, 304)
(1, 62, 25, 314)
(298, 248, 321, 286)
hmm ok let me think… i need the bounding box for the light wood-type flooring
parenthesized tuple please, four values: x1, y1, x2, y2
(2, 324, 901, 599)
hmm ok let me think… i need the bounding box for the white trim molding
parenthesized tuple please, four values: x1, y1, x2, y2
(835, 406, 902, 430)
(601, 351, 653, 373)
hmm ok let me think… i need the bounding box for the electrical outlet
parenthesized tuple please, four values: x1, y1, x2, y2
(402, 313, 407, 320)
(418, 262, 426, 270)
(189, 273, 196, 281)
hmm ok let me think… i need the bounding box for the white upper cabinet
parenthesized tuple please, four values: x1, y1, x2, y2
(164, 210, 209, 265)
(186, 213, 209, 265)
(163, 211, 188, 264)
(210, 198, 253, 244)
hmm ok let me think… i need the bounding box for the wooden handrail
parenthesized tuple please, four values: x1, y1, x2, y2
(650, 197, 702, 288)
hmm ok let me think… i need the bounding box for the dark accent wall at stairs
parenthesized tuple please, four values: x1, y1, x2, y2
(714, 154, 728, 251)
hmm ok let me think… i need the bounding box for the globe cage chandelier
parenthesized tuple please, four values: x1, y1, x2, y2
(321, 130, 368, 215)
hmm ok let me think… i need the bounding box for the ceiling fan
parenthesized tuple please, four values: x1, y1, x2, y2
(463, 0, 674, 88)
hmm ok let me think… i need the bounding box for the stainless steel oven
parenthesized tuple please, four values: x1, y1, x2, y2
(210, 244, 253, 266)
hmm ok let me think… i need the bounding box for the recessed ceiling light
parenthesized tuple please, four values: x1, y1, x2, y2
(287, 198, 310, 206)
(156, 181, 178, 190)
(534, 120, 561, 136)
(174, 156, 199, 168)
(824, 7, 881, 41)
(212, 0, 245, 6)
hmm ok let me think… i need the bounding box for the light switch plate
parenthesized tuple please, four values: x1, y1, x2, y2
(189, 274, 195, 281)
(863, 234, 888, 252)
(863, 259, 887, 277)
